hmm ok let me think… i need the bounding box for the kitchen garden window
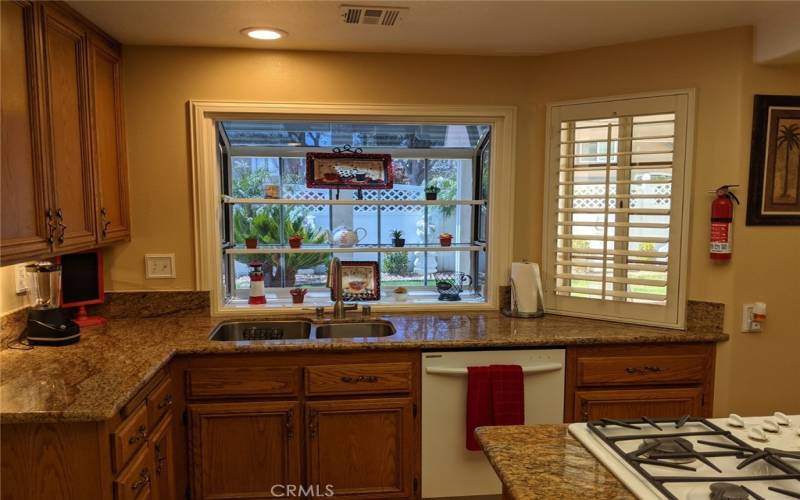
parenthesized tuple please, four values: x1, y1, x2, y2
(217, 121, 492, 307)
(542, 91, 694, 327)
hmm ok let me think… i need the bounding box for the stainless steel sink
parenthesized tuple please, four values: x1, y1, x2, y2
(314, 321, 396, 339)
(209, 320, 312, 341)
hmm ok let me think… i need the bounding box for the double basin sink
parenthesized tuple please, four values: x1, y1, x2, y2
(209, 319, 396, 341)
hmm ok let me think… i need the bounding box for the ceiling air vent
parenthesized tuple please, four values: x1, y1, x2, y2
(340, 5, 407, 26)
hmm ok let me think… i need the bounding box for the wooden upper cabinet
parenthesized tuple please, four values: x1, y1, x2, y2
(40, 4, 97, 252)
(1, 1, 130, 263)
(306, 398, 415, 499)
(0, 1, 52, 262)
(88, 33, 129, 243)
(188, 401, 301, 500)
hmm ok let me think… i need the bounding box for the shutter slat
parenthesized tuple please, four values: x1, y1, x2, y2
(557, 247, 669, 258)
(558, 234, 669, 243)
(556, 274, 667, 287)
(557, 259, 668, 272)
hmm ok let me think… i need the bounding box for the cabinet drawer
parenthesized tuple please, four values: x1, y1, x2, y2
(577, 354, 708, 387)
(112, 402, 149, 474)
(114, 446, 153, 500)
(305, 362, 412, 396)
(147, 376, 174, 427)
(186, 366, 300, 399)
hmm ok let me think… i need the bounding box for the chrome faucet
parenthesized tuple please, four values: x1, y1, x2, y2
(326, 257, 357, 319)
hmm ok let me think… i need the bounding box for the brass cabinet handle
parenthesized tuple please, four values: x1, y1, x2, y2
(130, 467, 150, 492)
(128, 424, 147, 445)
(626, 366, 664, 374)
(54, 208, 66, 243)
(157, 394, 173, 410)
(45, 209, 57, 245)
(286, 409, 294, 439)
(100, 207, 112, 237)
(340, 375, 379, 383)
(154, 443, 167, 475)
(308, 411, 317, 439)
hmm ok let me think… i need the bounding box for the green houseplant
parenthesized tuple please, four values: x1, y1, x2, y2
(424, 185, 441, 200)
(390, 229, 405, 247)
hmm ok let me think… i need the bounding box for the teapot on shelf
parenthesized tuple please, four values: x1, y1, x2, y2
(324, 226, 367, 247)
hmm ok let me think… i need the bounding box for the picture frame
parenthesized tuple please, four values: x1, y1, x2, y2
(746, 94, 800, 225)
(334, 261, 381, 301)
(306, 150, 393, 190)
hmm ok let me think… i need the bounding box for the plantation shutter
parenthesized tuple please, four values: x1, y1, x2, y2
(542, 92, 693, 327)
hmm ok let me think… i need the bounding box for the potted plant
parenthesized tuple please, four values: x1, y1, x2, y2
(289, 287, 307, 304)
(393, 286, 409, 302)
(390, 229, 405, 247)
(425, 185, 441, 200)
(288, 234, 303, 249)
(439, 232, 453, 247)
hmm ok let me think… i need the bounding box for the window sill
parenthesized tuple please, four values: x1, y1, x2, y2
(222, 290, 488, 314)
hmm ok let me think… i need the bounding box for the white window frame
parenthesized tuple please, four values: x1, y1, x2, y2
(541, 90, 695, 329)
(189, 101, 516, 316)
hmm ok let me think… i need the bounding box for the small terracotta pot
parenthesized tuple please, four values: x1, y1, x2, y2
(290, 288, 307, 304)
(245, 238, 258, 249)
(439, 236, 452, 247)
(288, 236, 303, 248)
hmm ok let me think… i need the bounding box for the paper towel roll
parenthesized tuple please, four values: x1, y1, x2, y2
(510, 262, 543, 314)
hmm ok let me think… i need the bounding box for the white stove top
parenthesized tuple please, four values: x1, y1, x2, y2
(568, 415, 800, 499)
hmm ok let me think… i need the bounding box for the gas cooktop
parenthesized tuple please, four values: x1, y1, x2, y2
(568, 414, 800, 499)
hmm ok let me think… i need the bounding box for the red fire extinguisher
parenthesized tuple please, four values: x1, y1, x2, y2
(710, 185, 739, 260)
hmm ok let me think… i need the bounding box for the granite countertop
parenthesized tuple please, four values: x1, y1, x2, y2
(0, 311, 727, 423)
(476, 424, 634, 499)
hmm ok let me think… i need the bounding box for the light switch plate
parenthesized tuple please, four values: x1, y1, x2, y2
(145, 254, 176, 279)
(14, 264, 28, 295)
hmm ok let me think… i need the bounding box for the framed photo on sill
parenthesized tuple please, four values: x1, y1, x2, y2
(334, 261, 380, 301)
(746, 94, 800, 225)
(306, 151, 393, 190)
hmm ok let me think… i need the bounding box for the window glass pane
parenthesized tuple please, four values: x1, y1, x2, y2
(222, 121, 490, 148)
(284, 253, 331, 288)
(231, 157, 279, 197)
(381, 252, 422, 287)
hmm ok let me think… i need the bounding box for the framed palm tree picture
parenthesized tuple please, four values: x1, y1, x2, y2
(747, 94, 800, 225)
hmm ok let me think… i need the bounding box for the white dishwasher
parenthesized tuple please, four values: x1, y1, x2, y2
(421, 349, 565, 499)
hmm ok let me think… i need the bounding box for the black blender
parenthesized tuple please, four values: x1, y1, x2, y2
(25, 262, 80, 346)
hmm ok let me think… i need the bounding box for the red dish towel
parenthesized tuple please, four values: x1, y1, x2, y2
(489, 364, 525, 426)
(466, 366, 492, 450)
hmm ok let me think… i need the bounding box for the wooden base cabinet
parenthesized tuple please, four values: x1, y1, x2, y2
(188, 401, 301, 500)
(565, 343, 715, 422)
(182, 351, 420, 500)
(307, 398, 415, 500)
(574, 387, 705, 422)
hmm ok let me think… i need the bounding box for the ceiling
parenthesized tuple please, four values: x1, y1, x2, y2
(68, 1, 800, 62)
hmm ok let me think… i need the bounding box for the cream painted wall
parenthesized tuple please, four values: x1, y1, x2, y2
(2, 27, 797, 415)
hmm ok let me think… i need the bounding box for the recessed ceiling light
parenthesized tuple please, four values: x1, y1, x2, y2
(241, 28, 286, 41)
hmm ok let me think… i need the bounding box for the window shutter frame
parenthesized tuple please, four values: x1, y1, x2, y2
(541, 90, 695, 329)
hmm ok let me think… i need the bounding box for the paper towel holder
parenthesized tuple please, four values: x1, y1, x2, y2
(501, 277, 544, 318)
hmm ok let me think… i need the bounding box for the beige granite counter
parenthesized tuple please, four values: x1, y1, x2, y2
(476, 424, 634, 499)
(0, 311, 727, 423)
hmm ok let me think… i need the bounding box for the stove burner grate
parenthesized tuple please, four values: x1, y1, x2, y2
(586, 416, 800, 500)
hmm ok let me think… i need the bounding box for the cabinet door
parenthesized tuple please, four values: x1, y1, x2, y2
(87, 33, 129, 243)
(306, 398, 415, 499)
(1, 1, 52, 262)
(574, 387, 704, 422)
(40, 4, 96, 252)
(188, 401, 301, 500)
(150, 413, 176, 500)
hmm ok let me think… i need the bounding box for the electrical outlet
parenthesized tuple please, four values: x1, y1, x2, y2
(14, 264, 28, 295)
(741, 303, 762, 333)
(145, 254, 176, 279)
